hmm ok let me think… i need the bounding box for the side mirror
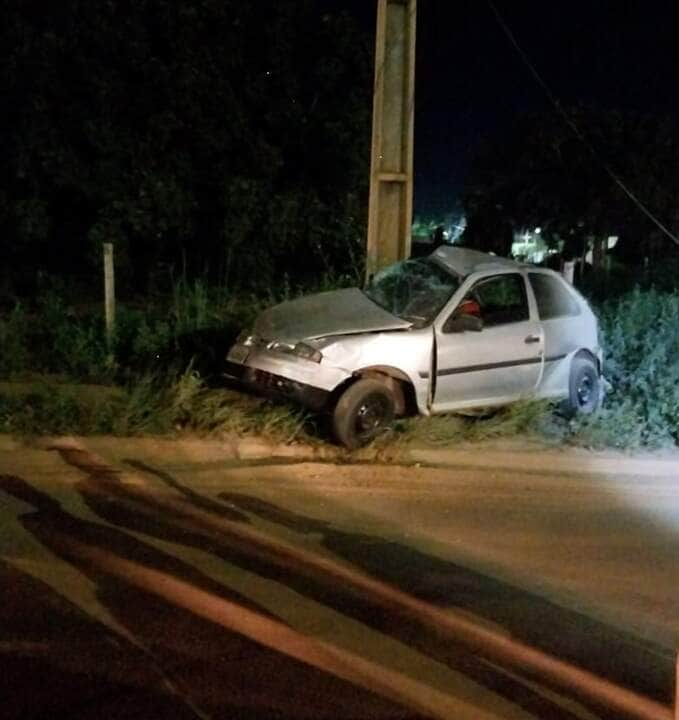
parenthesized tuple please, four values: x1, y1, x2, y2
(443, 313, 484, 333)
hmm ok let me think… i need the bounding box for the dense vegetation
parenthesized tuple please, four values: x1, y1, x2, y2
(463, 107, 679, 265)
(0, 0, 371, 300)
(1, 276, 678, 449)
(1, 1, 678, 448)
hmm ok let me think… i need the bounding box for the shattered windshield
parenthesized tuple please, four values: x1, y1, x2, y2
(363, 257, 460, 327)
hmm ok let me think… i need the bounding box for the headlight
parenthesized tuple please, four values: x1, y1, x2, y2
(259, 337, 323, 363)
(293, 342, 322, 363)
(236, 330, 255, 346)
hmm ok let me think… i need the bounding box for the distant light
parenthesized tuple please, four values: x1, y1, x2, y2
(607, 235, 619, 249)
(535, 227, 541, 234)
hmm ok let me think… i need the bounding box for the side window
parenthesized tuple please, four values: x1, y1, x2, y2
(464, 274, 529, 327)
(528, 272, 580, 320)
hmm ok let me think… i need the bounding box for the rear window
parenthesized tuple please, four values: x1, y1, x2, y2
(528, 272, 580, 319)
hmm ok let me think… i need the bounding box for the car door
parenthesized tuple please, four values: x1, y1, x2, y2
(431, 272, 544, 411)
(527, 270, 585, 395)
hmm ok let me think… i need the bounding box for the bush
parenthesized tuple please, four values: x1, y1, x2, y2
(0, 296, 110, 381)
(0, 304, 31, 375)
(0, 369, 310, 442)
(572, 288, 679, 448)
(35, 292, 110, 378)
(0, 383, 121, 435)
(2, 278, 678, 450)
(0, 270, 357, 384)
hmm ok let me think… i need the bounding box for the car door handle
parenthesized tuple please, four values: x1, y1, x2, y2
(524, 334, 541, 344)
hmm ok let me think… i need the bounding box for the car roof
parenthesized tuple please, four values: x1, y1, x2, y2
(430, 245, 523, 277)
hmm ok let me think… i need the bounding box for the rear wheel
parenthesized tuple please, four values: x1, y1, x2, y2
(563, 355, 600, 416)
(332, 379, 395, 449)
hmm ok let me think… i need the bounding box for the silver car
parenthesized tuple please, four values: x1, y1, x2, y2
(226, 247, 602, 448)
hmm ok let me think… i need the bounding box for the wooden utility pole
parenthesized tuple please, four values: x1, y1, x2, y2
(366, 0, 417, 279)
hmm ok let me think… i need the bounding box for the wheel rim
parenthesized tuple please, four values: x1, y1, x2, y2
(577, 374, 593, 406)
(355, 393, 390, 435)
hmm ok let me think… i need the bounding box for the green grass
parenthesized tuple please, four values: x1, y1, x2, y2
(0, 374, 560, 448)
(0, 371, 313, 443)
(1, 280, 679, 450)
(568, 288, 679, 449)
(382, 400, 559, 448)
(0, 380, 124, 436)
(0, 272, 357, 384)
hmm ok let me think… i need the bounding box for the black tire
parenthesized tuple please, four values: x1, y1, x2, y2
(332, 379, 395, 449)
(563, 355, 601, 416)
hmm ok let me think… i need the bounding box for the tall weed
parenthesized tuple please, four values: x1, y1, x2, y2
(0, 304, 31, 375)
(397, 400, 555, 446)
(573, 288, 679, 447)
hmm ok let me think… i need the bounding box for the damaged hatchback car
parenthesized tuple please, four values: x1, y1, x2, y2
(226, 247, 603, 448)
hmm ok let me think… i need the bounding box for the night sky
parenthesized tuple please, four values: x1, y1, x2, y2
(342, 1, 679, 217)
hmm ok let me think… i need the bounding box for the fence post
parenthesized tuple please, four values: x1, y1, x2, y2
(674, 652, 678, 720)
(103, 243, 115, 355)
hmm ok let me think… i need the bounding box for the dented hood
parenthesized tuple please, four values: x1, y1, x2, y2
(253, 287, 411, 343)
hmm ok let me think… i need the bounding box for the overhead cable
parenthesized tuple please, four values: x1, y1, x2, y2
(487, 0, 679, 248)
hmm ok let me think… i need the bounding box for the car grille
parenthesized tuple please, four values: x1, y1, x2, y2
(253, 369, 284, 390)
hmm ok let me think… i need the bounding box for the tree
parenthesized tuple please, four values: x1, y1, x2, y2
(0, 0, 372, 296)
(461, 107, 679, 266)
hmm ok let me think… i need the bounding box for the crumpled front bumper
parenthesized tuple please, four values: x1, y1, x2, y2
(224, 359, 332, 412)
(226, 341, 352, 411)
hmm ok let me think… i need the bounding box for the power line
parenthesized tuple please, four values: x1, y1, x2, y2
(487, 0, 679, 248)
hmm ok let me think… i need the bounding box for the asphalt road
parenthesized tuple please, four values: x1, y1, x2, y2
(1, 436, 678, 720)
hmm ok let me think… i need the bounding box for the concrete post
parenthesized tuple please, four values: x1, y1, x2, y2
(562, 260, 575, 285)
(103, 243, 115, 352)
(366, 0, 417, 279)
(674, 652, 678, 720)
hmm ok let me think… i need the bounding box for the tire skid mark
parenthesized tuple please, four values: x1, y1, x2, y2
(29, 450, 564, 719)
(2, 471, 431, 720)
(0, 475, 213, 720)
(124, 527, 550, 720)
(58, 536, 488, 720)
(52, 442, 673, 720)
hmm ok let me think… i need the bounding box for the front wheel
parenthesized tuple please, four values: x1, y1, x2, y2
(332, 379, 395, 449)
(563, 355, 601, 416)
